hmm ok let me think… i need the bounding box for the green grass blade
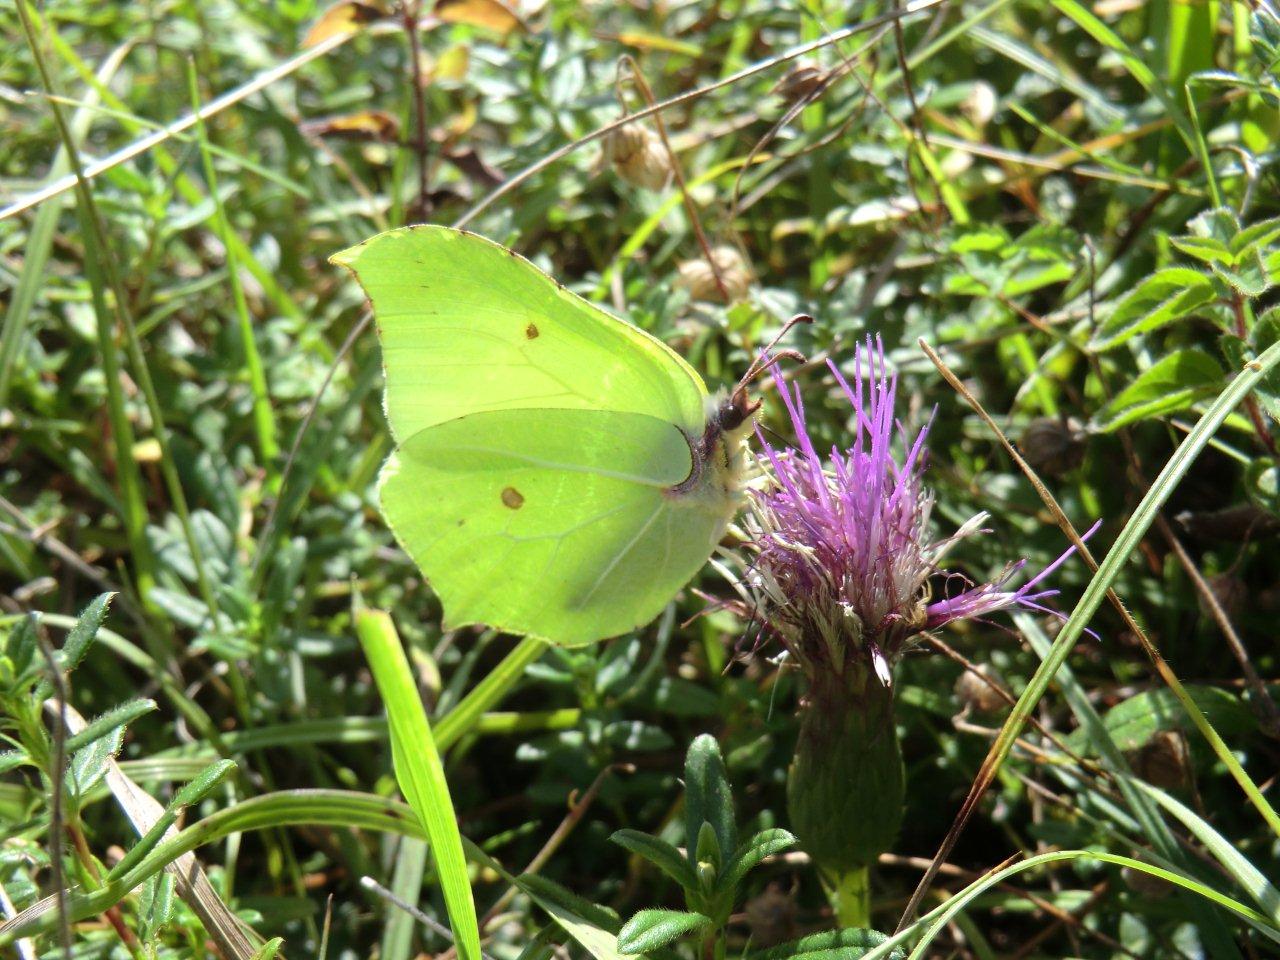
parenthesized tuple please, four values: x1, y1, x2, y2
(355, 608, 481, 960)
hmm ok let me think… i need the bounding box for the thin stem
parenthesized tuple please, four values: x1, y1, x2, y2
(1231, 293, 1278, 459)
(404, 0, 432, 217)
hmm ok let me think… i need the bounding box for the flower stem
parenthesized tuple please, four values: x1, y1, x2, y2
(821, 865, 871, 928)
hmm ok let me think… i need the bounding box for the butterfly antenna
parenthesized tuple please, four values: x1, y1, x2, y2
(737, 313, 814, 390)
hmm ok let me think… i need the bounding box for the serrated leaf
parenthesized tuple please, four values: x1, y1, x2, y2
(610, 829, 698, 890)
(752, 928, 903, 960)
(616, 909, 712, 955)
(1094, 350, 1223, 431)
(1092, 269, 1218, 350)
(684, 735, 736, 871)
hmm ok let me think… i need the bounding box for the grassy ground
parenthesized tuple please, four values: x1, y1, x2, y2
(2, 0, 1280, 957)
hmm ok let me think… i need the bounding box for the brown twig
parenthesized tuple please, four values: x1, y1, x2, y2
(618, 57, 728, 302)
(402, 0, 432, 218)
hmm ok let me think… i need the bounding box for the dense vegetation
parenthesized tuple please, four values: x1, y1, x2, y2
(2, 1, 1279, 957)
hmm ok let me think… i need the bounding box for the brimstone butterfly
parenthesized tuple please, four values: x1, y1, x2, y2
(333, 226, 774, 646)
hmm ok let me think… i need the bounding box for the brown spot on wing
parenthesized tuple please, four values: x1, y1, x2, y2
(501, 486, 525, 509)
(525, 322, 539, 339)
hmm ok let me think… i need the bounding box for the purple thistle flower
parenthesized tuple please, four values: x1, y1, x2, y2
(741, 337, 1086, 685)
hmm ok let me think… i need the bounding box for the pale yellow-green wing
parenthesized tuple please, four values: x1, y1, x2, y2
(380, 407, 735, 646)
(331, 225, 709, 444)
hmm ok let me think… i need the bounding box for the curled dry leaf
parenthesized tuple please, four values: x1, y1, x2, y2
(300, 110, 401, 142)
(302, 0, 386, 47)
(435, 0, 528, 34)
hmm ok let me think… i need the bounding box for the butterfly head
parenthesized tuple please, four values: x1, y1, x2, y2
(717, 313, 814, 435)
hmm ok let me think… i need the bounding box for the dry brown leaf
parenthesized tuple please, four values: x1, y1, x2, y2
(301, 110, 402, 142)
(302, 0, 386, 47)
(434, 0, 527, 35)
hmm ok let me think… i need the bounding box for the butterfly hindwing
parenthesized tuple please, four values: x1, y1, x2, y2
(381, 408, 729, 646)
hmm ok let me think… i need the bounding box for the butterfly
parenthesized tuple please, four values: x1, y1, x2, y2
(333, 226, 800, 646)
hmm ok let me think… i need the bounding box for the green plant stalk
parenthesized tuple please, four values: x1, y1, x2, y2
(187, 65, 280, 488)
(821, 866, 870, 929)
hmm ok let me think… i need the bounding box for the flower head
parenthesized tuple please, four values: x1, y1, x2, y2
(740, 338, 1081, 685)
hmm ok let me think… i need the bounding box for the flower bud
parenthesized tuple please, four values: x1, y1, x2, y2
(787, 669, 903, 877)
(676, 246, 752, 303)
(602, 123, 671, 191)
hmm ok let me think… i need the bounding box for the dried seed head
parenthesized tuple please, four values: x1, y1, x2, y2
(1019, 417, 1086, 476)
(954, 664, 1009, 714)
(676, 245, 752, 303)
(772, 61, 826, 103)
(602, 122, 671, 191)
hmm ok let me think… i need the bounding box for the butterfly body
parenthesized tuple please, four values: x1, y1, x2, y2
(333, 226, 749, 645)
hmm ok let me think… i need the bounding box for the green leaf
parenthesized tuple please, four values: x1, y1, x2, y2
(610, 829, 698, 891)
(1189, 207, 1242, 245)
(67, 724, 124, 799)
(1127, 777, 1280, 925)
(683, 734, 736, 871)
(58, 593, 113, 671)
(718, 828, 797, 895)
(1094, 349, 1223, 431)
(518, 874, 630, 960)
(1091, 268, 1218, 350)
(753, 928, 903, 960)
(64, 699, 156, 753)
(1067, 685, 1255, 754)
(356, 608, 481, 960)
(1252, 308, 1280, 422)
(249, 937, 284, 960)
(1170, 235, 1233, 266)
(1231, 215, 1280, 257)
(107, 759, 238, 882)
(616, 909, 712, 955)
(1210, 248, 1274, 298)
